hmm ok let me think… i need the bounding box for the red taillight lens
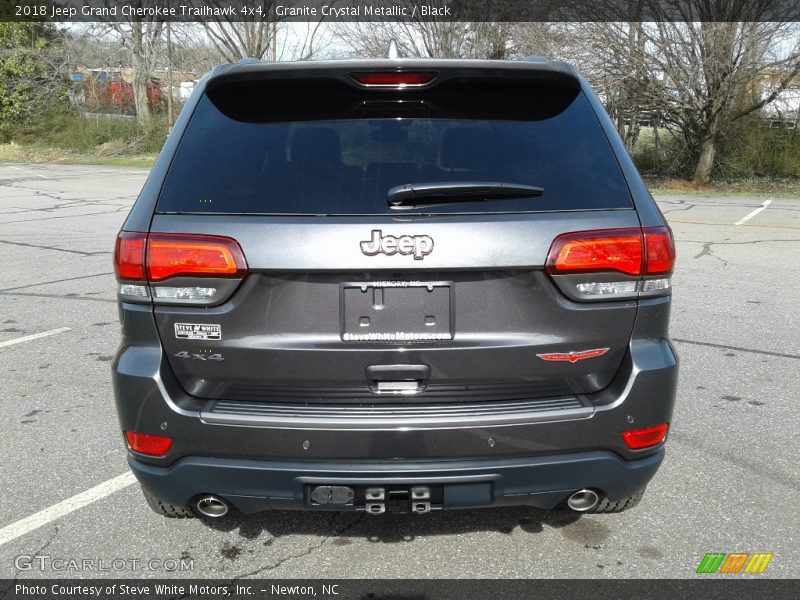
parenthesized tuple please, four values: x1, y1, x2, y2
(114, 232, 147, 280)
(125, 431, 172, 457)
(546, 228, 644, 276)
(622, 423, 669, 449)
(351, 71, 437, 86)
(643, 227, 675, 275)
(146, 234, 246, 281)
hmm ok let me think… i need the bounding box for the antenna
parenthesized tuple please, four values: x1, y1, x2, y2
(383, 39, 401, 59)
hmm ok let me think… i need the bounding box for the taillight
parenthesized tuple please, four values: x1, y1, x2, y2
(546, 229, 643, 276)
(114, 232, 146, 280)
(351, 71, 438, 86)
(125, 431, 172, 457)
(622, 423, 669, 450)
(147, 234, 246, 281)
(114, 232, 247, 304)
(546, 226, 675, 300)
(643, 227, 675, 275)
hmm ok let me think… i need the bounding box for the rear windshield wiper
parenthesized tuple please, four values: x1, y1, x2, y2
(387, 181, 544, 209)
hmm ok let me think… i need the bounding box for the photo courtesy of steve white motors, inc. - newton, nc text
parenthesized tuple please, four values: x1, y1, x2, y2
(0, 0, 799, 599)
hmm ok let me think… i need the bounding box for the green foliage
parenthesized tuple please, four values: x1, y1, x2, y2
(0, 23, 70, 141)
(8, 111, 168, 155)
(630, 128, 693, 177)
(630, 120, 800, 181)
(716, 117, 800, 179)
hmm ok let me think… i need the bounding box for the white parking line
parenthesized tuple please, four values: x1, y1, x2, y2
(0, 327, 71, 348)
(734, 199, 772, 225)
(0, 473, 136, 547)
(7, 165, 49, 179)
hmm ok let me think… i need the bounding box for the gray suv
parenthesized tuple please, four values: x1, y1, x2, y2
(112, 56, 677, 518)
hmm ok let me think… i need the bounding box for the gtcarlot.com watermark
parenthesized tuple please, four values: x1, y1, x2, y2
(14, 554, 194, 572)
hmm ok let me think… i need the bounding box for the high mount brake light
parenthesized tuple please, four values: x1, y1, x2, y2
(114, 232, 247, 303)
(545, 227, 675, 300)
(350, 71, 438, 86)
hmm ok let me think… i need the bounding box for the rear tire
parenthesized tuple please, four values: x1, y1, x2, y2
(142, 489, 196, 518)
(589, 488, 645, 513)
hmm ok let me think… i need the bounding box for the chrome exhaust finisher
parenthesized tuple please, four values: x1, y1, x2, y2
(195, 495, 230, 518)
(566, 489, 600, 512)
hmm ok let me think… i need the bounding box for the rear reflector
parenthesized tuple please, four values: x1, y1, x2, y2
(351, 71, 437, 86)
(622, 423, 668, 449)
(147, 234, 246, 281)
(125, 431, 172, 457)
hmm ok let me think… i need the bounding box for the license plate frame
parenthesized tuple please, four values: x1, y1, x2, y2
(339, 280, 454, 342)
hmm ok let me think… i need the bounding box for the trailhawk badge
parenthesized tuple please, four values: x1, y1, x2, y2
(360, 230, 434, 260)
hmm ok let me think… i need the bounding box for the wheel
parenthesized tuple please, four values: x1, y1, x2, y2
(142, 489, 196, 518)
(589, 488, 646, 513)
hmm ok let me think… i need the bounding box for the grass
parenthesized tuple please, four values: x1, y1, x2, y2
(0, 142, 156, 168)
(0, 110, 165, 168)
(647, 177, 800, 198)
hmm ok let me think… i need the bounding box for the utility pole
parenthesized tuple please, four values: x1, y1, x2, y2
(166, 21, 174, 130)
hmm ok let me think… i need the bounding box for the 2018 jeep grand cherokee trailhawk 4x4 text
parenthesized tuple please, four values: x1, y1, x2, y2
(112, 56, 677, 518)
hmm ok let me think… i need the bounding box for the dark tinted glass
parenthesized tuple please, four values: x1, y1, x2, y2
(157, 93, 631, 215)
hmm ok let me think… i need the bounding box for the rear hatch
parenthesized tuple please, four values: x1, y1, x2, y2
(137, 61, 647, 403)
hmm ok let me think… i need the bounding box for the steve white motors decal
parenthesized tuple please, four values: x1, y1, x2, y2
(174, 323, 221, 341)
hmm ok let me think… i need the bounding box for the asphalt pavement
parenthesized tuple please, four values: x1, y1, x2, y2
(0, 162, 797, 579)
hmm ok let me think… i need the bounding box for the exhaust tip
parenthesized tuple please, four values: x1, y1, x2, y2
(567, 489, 600, 512)
(195, 495, 229, 518)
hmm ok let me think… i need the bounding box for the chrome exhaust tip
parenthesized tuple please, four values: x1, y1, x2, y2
(567, 489, 600, 512)
(195, 495, 229, 518)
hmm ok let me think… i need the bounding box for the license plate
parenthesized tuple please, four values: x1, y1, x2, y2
(340, 281, 453, 342)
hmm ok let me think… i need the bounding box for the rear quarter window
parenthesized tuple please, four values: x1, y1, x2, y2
(157, 82, 632, 215)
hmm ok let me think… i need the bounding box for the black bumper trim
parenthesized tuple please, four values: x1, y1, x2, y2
(129, 449, 664, 513)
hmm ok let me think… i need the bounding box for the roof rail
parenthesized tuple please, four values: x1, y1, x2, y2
(523, 55, 549, 63)
(238, 57, 261, 65)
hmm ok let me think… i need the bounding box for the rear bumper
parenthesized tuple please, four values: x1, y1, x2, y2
(129, 449, 664, 513)
(113, 299, 677, 512)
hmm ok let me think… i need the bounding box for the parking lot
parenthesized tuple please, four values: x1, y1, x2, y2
(0, 162, 797, 579)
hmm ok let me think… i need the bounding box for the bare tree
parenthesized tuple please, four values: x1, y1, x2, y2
(643, 15, 800, 184)
(100, 0, 164, 127)
(201, 20, 275, 62)
(551, 2, 800, 184)
(337, 21, 512, 59)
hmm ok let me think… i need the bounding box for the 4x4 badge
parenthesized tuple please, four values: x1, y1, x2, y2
(360, 229, 434, 260)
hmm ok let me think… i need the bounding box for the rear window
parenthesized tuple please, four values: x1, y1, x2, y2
(157, 80, 632, 215)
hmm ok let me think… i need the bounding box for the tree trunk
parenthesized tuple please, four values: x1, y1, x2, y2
(130, 22, 152, 128)
(692, 134, 717, 185)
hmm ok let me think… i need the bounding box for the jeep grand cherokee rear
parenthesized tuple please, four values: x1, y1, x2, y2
(112, 57, 677, 518)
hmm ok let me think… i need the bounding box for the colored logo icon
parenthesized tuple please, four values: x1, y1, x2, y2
(697, 552, 773, 574)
